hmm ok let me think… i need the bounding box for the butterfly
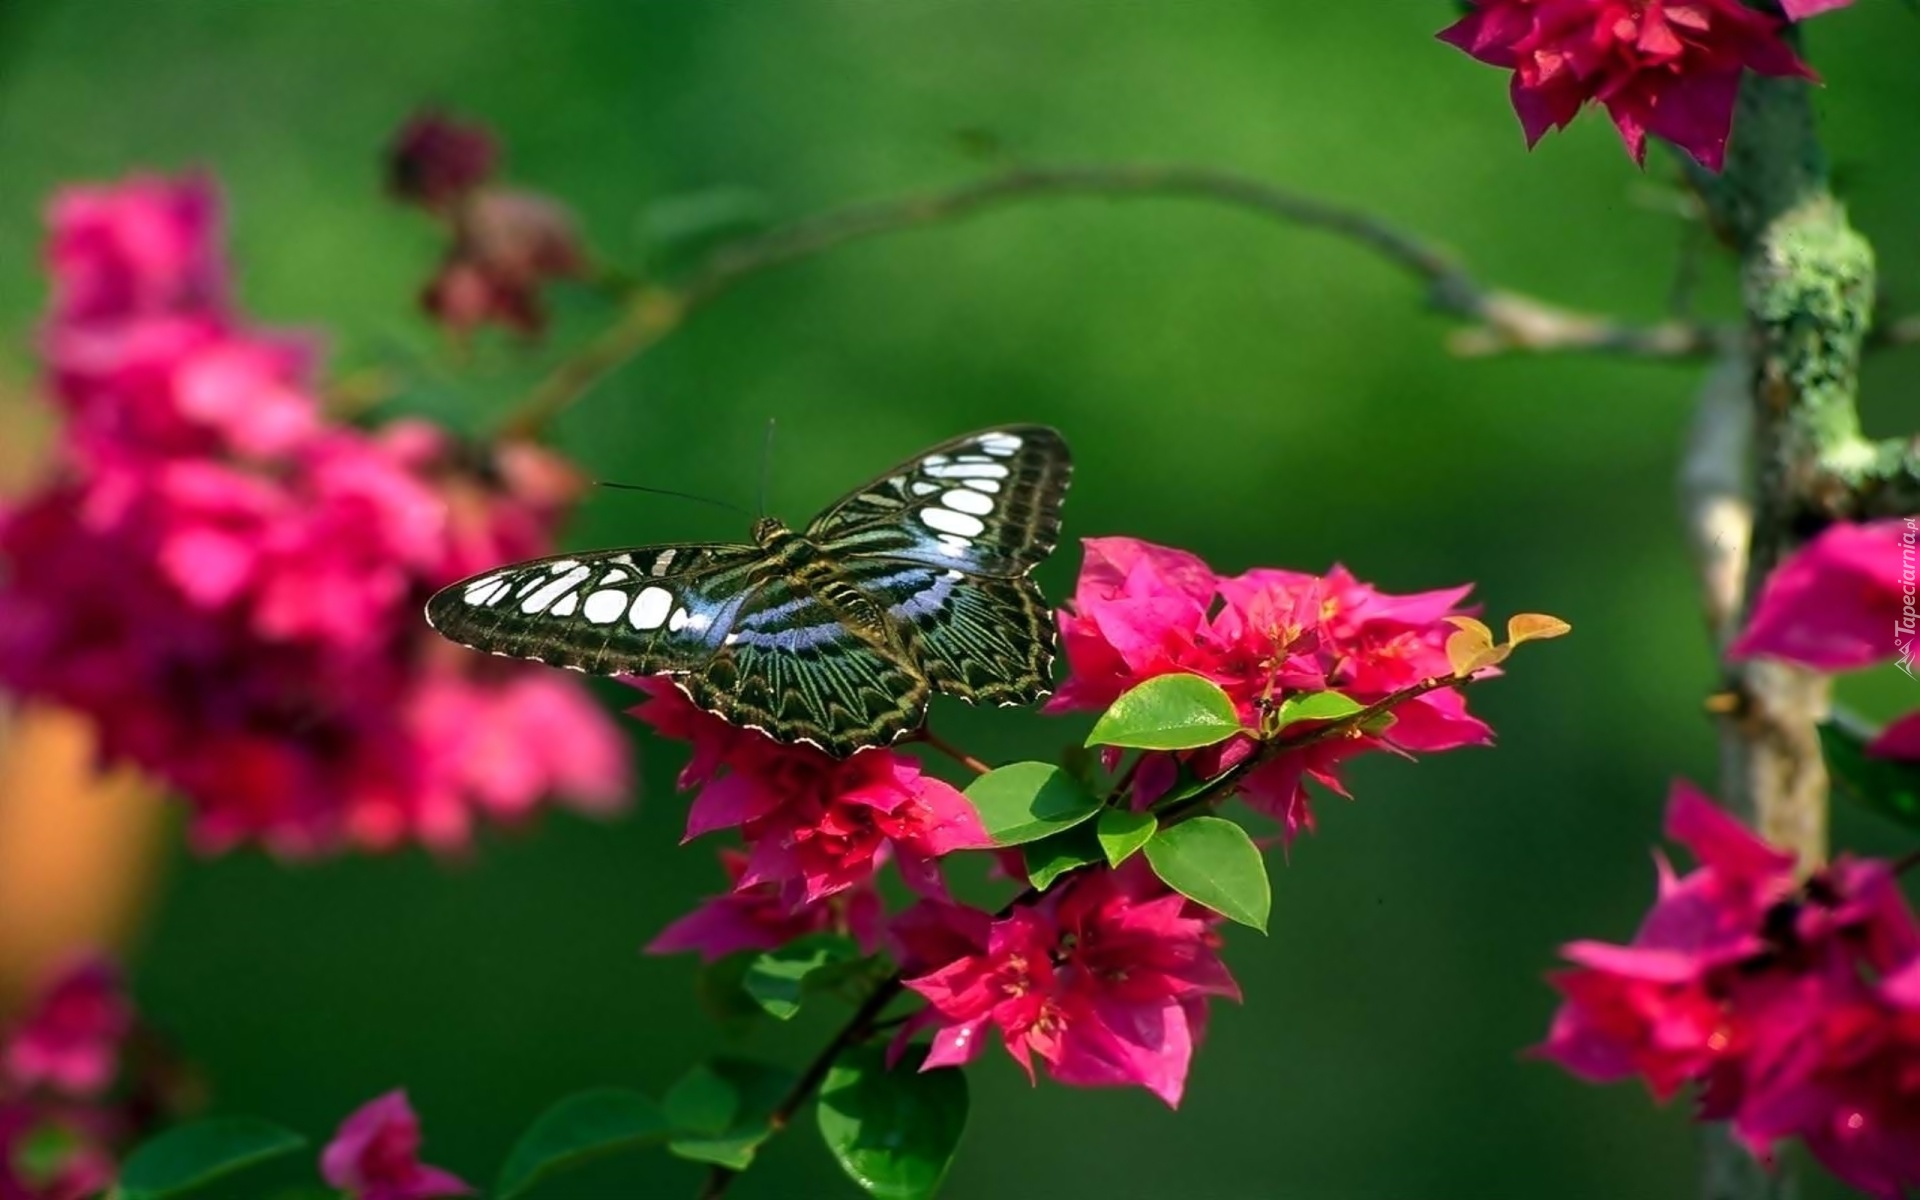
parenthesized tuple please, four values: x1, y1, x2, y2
(425, 425, 1072, 756)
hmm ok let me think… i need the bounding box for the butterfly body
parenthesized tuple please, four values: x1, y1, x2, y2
(425, 426, 1071, 756)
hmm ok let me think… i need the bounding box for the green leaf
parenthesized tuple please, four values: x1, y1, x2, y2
(1142, 817, 1272, 932)
(1087, 674, 1244, 750)
(1022, 822, 1105, 890)
(697, 953, 767, 1036)
(816, 1045, 968, 1200)
(1270, 690, 1365, 733)
(665, 1064, 739, 1137)
(742, 934, 863, 1020)
(667, 1059, 796, 1171)
(1096, 808, 1157, 868)
(116, 1118, 307, 1200)
(964, 762, 1102, 846)
(1820, 721, 1920, 832)
(496, 1089, 671, 1199)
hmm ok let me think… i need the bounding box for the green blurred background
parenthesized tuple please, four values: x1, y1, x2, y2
(1, 2, 1917, 1196)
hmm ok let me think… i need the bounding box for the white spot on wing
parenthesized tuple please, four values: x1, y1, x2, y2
(668, 607, 690, 633)
(584, 590, 627, 625)
(600, 568, 630, 584)
(941, 488, 994, 516)
(937, 533, 973, 554)
(921, 507, 986, 538)
(652, 549, 677, 576)
(978, 432, 1023, 457)
(550, 592, 579, 617)
(463, 576, 509, 607)
(631, 585, 674, 630)
(962, 478, 1001, 494)
(924, 462, 1008, 480)
(548, 558, 582, 573)
(522, 567, 590, 614)
(910, 481, 939, 496)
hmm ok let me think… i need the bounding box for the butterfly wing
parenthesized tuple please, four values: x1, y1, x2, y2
(807, 427, 1070, 706)
(680, 593, 932, 756)
(804, 425, 1071, 578)
(424, 543, 764, 675)
(832, 560, 1052, 706)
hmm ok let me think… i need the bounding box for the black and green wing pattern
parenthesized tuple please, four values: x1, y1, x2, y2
(424, 426, 1072, 755)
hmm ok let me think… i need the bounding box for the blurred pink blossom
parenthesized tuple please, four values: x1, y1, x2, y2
(321, 1091, 471, 1200)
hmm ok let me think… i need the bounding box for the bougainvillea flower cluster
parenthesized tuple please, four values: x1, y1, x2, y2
(0, 173, 628, 854)
(630, 679, 990, 906)
(386, 111, 586, 337)
(894, 861, 1239, 1108)
(0, 957, 157, 1200)
(1047, 537, 1490, 840)
(321, 1091, 471, 1200)
(1438, 0, 1843, 171)
(1732, 518, 1907, 674)
(1539, 783, 1920, 1197)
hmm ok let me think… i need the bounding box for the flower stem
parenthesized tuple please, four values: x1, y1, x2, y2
(914, 727, 993, 776)
(697, 975, 904, 1200)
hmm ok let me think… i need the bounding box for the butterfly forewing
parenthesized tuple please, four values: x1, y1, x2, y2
(425, 543, 763, 675)
(804, 425, 1071, 578)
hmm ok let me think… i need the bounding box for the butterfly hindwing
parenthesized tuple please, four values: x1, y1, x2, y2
(804, 425, 1071, 578)
(846, 560, 1056, 706)
(682, 615, 932, 757)
(424, 543, 763, 675)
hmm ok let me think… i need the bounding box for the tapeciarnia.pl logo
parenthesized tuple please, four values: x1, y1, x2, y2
(1900, 517, 1917, 678)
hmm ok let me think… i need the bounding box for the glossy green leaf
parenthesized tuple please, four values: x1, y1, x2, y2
(697, 953, 766, 1037)
(665, 1064, 738, 1137)
(964, 762, 1103, 846)
(742, 934, 863, 1020)
(1023, 822, 1105, 890)
(1087, 674, 1244, 750)
(116, 1118, 306, 1200)
(667, 1059, 796, 1171)
(495, 1089, 670, 1199)
(1270, 690, 1365, 733)
(1142, 816, 1272, 931)
(817, 1045, 968, 1199)
(1820, 721, 1920, 832)
(1096, 807, 1157, 868)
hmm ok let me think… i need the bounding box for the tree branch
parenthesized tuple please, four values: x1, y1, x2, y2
(1679, 64, 1867, 1200)
(502, 164, 1726, 439)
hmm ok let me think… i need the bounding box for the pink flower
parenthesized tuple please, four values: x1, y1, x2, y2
(1782, 0, 1853, 18)
(321, 1092, 471, 1200)
(899, 862, 1239, 1108)
(1439, 0, 1815, 171)
(0, 173, 631, 856)
(1050, 538, 1489, 840)
(646, 850, 883, 961)
(1730, 519, 1910, 673)
(1539, 784, 1920, 1194)
(632, 679, 988, 904)
(421, 190, 585, 338)
(2, 958, 132, 1099)
(47, 175, 224, 326)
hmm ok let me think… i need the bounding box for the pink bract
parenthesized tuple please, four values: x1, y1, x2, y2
(321, 1091, 472, 1200)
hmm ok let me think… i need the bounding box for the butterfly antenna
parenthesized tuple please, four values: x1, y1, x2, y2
(592, 479, 751, 518)
(758, 417, 777, 519)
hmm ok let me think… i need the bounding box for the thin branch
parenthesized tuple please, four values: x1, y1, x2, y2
(913, 727, 993, 776)
(503, 164, 1728, 438)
